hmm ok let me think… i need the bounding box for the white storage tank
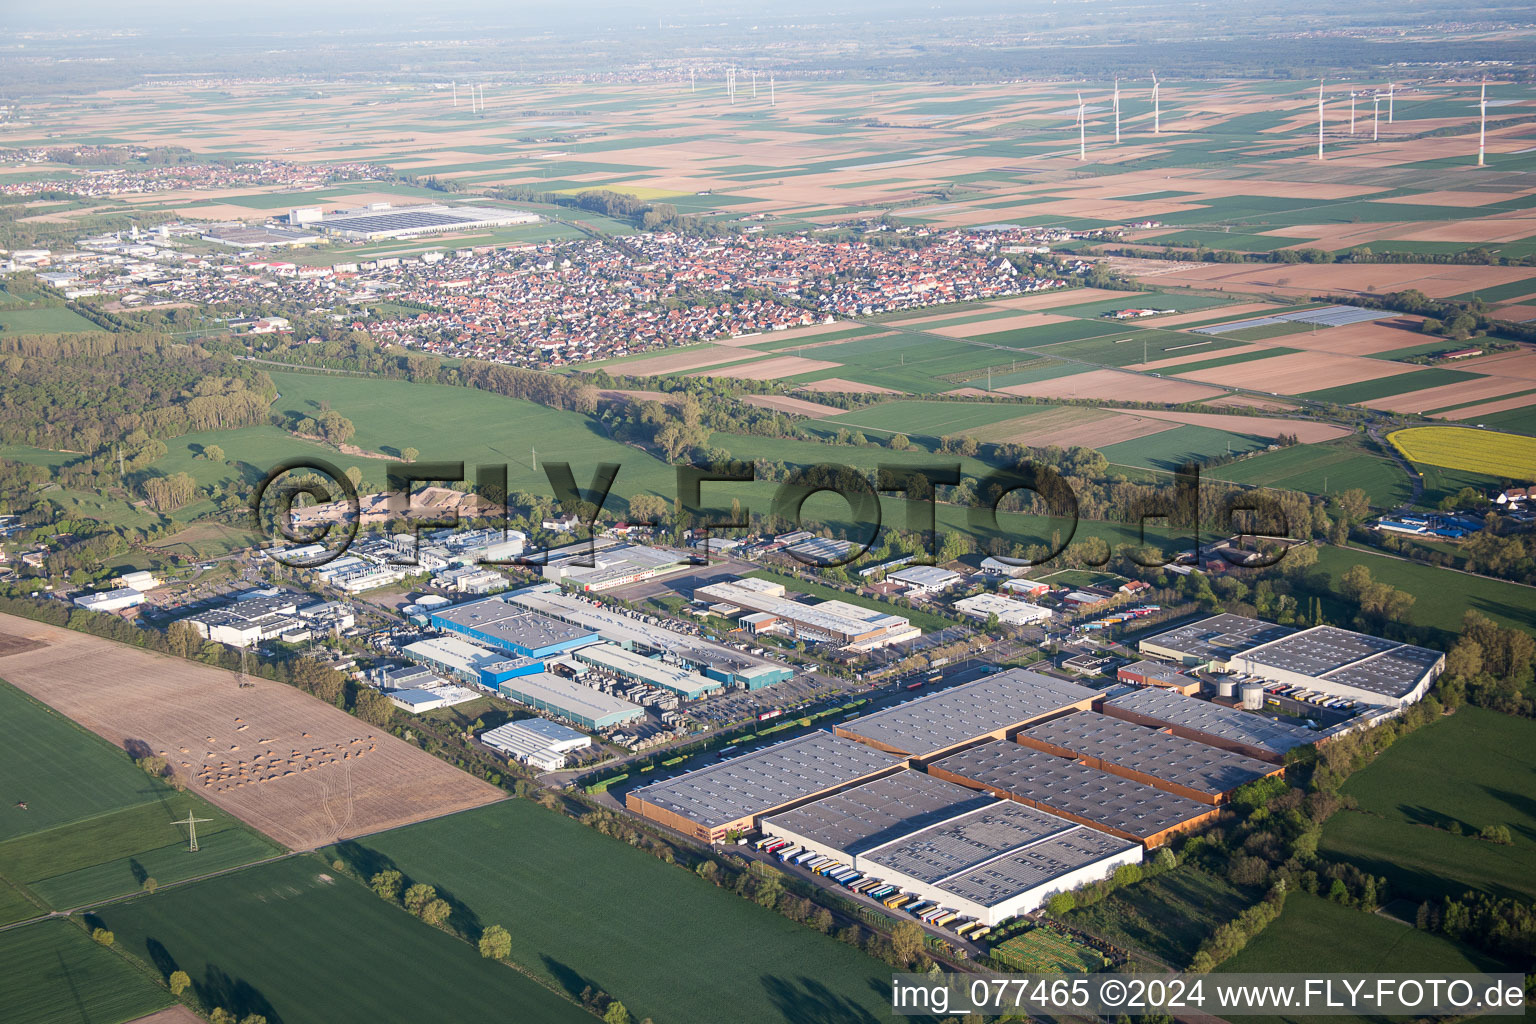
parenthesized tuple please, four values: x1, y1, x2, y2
(1216, 677, 1239, 699)
(1240, 681, 1266, 710)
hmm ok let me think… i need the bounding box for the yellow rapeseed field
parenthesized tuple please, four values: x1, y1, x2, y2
(1389, 426, 1536, 481)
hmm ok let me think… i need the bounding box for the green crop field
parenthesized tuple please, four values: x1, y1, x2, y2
(782, 331, 1011, 393)
(815, 399, 1055, 437)
(0, 307, 105, 334)
(1210, 437, 1410, 507)
(1300, 368, 1481, 406)
(1319, 707, 1536, 904)
(965, 318, 1133, 351)
(0, 920, 174, 1024)
(1098, 424, 1271, 472)
(1216, 895, 1495, 1024)
(100, 857, 595, 1024)
(328, 800, 900, 1024)
(1059, 865, 1252, 968)
(0, 682, 281, 918)
(1313, 545, 1536, 637)
(261, 369, 680, 499)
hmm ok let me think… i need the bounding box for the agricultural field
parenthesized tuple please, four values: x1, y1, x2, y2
(1210, 437, 1411, 508)
(1389, 425, 1536, 481)
(1311, 545, 1536, 637)
(0, 920, 174, 1024)
(0, 307, 104, 334)
(0, 681, 280, 921)
(991, 927, 1109, 972)
(98, 857, 595, 1024)
(327, 799, 899, 1024)
(1058, 865, 1252, 968)
(1319, 707, 1536, 904)
(1216, 894, 1497, 1024)
(0, 615, 505, 851)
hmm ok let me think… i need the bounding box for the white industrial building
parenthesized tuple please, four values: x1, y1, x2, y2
(572, 642, 722, 699)
(886, 565, 964, 594)
(696, 578, 918, 649)
(762, 771, 1141, 926)
(73, 587, 145, 613)
(479, 718, 592, 771)
(953, 592, 1053, 626)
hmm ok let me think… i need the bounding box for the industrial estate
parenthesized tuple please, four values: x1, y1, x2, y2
(1, 2, 1534, 1023)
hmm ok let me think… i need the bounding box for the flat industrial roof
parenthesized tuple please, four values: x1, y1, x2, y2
(627, 731, 899, 828)
(838, 668, 1100, 756)
(762, 769, 994, 855)
(1019, 711, 1278, 796)
(930, 741, 1215, 839)
(1140, 613, 1295, 661)
(573, 642, 718, 698)
(1238, 625, 1443, 699)
(433, 597, 597, 651)
(861, 800, 1138, 907)
(1103, 687, 1315, 755)
(497, 671, 642, 722)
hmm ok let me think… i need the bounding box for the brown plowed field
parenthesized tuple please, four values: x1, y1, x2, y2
(1123, 408, 1351, 442)
(1176, 351, 1417, 392)
(0, 615, 504, 851)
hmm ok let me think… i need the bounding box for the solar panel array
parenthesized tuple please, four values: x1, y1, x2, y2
(1019, 711, 1277, 796)
(628, 731, 898, 827)
(931, 742, 1215, 839)
(1191, 305, 1394, 335)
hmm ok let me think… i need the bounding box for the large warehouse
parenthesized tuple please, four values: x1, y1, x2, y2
(1101, 687, 1316, 763)
(696, 578, 917, 649)
(431, 598, 599, 659)
(763, 771, 1141, 926)
(310, 202, 539, 240)
(926, 741, 1219, 847)
(572, 642, 722, 700)
(505, 586, 792, 689)
(1139, 614, 1442, 708)
(495, 671, 643, 731)
(1016, 711, 1284, 804)
(625, 731, 900, 843)
(834, 669, 1100, 759)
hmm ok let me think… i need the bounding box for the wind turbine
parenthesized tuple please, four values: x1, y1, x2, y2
(1387, 82, 1394, 123)
(452, 81, 457, 108)
(1478, 78, 1487, 167)
(172, 812, 213, 852)
(770, 73, 776, 108)
(1349, 90, 1356, 134)
(690, 69, 696, 93)
(1113, 78, 1121, 144)
(1317, 80, 1325, 160)
(1076, 91, 1086, 160)
(751, 70, 758, 99)
(1151, 72, 1161, 134)
(1373, 90, 1381, 141)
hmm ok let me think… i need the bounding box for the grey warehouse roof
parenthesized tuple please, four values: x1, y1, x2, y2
(433, 598, 596, 650)
(1239, 625, 1443, 699)
(1020, 712, 1277, 796)
(861, 801, 1137, 907)
(838, 668, 1100, 756)
(762, 770, 993, 855)
(1104, 687, 1314, 755)
(628, 731, 899, 828)
(930, 741, 1214, 838)
(1140, 613, 1295, 661)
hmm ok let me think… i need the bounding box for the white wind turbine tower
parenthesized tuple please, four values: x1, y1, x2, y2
(770, 73, 776, 108)
(1373, 89, 1381, 140)
(1478, 78, 1488, 167)
(452, 81, 457, 108)
(1076, 91, 1087, 160)
(690, 69, 696, 93)
(1317, 80, 1325, 160)
(1113, 78, 1121, 144)
(1151, 72, 1161, 134)
(1387, 82, 1394, 123)
(751, 71, 758, 99)
(1349, 90, 1356, 134)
